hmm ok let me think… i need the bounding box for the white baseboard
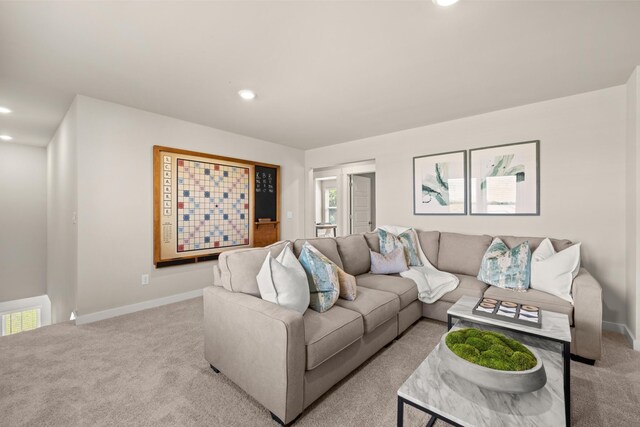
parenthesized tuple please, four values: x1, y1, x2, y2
(75, 288, 204, 325)
(603, 320, 640, 351)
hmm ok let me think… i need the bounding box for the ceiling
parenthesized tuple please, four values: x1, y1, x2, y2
(1, 1, 640, 149)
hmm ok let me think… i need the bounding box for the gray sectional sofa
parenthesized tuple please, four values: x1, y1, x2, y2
(204, 230, 602, 425)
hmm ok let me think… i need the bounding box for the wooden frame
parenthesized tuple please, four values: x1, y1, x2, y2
(469, 140, 540, 216)
(413, 150, 467, 215)
(153, 145, 280, 267)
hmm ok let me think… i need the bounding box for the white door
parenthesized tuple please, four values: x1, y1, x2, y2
(350, 175, 372, 234)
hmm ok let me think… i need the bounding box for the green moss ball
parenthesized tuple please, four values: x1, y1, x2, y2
(465, 329, 482, 338)
(445, 328, 537, 372)
(488, 343, 514, 358)
(477, 353, 515, 371)
(510, 352, 537, 371)
(465, 337, 491, 352)
(445, 332, 466, 347)
(451, 343, 481, 362)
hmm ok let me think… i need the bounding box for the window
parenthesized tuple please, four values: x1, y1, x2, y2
(485, 175, 517, 213)
(324, 187, 337, 224)
(2, 308, 41, 336)
(0, 295, 50, 337)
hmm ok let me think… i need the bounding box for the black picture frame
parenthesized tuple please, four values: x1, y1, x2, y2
(413, 150, 468, 215)
(468, 140, 540, 216)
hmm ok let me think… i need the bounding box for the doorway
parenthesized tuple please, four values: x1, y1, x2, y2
(310, 160, 375, 237)
(314, 176, 338, 237)
(349, 173, 375, 234)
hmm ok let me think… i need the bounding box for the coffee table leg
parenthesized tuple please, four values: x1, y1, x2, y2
(447, 314, 452, 330)
(397, 396, 404, 427)
(563, 341, 571, 426)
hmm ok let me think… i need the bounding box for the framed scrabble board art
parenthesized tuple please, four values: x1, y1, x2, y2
(153, 146, 279, 267)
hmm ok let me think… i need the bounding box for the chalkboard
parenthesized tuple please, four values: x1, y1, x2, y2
(255, 165, 277, 221)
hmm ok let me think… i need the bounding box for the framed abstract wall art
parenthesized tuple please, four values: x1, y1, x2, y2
(153, 146, 255, 266)
(469, 140, 540, 215)
(413, 150, 467, 215)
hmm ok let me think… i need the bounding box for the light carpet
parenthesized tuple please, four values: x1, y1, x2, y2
(1, 297, 639, 426)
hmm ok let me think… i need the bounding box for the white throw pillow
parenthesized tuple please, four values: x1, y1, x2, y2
(530, 238, 581, 304)
(256, 245, 310, 313)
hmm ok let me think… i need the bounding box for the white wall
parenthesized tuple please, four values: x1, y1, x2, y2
(626, 67, 640, 341)
(306, 86, 627, 325)
(46, 100, 78, 323)
(0, 142, 47, 303)
(74, 96, 305, 317)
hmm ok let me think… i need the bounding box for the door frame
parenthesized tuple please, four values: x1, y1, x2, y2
(341, 163, 375, 236)
(308, 161, 375, 237)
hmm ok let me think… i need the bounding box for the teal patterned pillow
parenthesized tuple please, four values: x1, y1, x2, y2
(298, 242, 340, 312)
(477, 238, 531, 290)
(378, 228, 423, 267)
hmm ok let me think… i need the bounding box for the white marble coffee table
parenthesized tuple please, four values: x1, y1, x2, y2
(446, 296, 572, 344)
(397, 296, 571, 427)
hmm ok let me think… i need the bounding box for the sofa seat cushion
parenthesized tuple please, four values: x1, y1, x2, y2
(440, 274, 489, 304)
(335, 287, 400, 334)
(355, 273, 418, 309)
(304, 306, 364, 370)
(483, 286, 574, 326)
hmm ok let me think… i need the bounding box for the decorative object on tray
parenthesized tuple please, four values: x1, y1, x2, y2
(469, 140, 539, 215)
(472, 298, 542, 328)
(438, 328, 547, 393)
(413, 150, 467, 215)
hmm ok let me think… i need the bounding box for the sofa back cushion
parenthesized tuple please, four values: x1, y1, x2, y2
(335, 234, 371, 276)
(363, 231, 380, 253)
(497, 235, 573, 253)
(293, 238, 344, 269)
(218, 240, 290, 296)
(437, 232, 493, 276)
(416, 230, 440, 267)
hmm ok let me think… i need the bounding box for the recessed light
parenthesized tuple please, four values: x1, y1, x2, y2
(0, 106, 11, 114)
(238, 89, 256, 101)
(433, 0, 459, 6)
(0, 135, 13, 141)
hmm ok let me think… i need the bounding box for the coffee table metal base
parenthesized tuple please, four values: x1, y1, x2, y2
(397, 395, 463, 427)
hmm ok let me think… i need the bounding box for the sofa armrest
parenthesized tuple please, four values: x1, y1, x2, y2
(203, 286, 305, 424)
(571, 268, 603, 360)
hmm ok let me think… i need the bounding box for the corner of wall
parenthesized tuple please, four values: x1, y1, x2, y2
(625, 65, 640, 343)
(46, 96, 79, 323)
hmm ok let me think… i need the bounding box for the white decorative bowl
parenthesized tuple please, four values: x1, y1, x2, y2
(438, 331, 547, 394)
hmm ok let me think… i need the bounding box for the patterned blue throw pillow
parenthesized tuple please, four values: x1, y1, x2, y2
(298, 242, 340, 312)
(378, 228, 423, 267)
(477, 238, 531, 290)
